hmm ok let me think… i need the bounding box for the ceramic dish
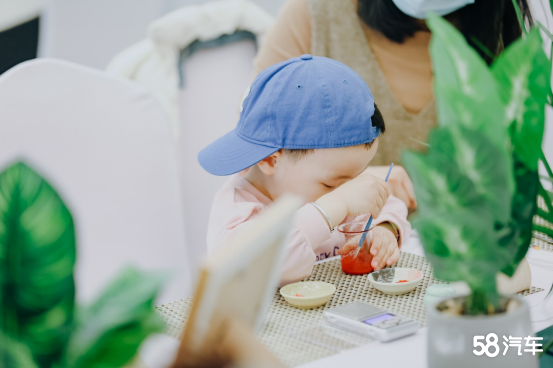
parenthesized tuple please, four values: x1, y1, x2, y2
(368, 268, 423, 295)
(279, 281, 336, 309)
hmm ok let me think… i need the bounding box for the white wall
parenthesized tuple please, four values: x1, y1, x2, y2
(0, 0, 42, 31)
(168, 0, 285, 15)
(37, 0, 553, 165)
(38, 0, 286, 70)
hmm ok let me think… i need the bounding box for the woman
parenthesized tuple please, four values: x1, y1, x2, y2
(254, 0, 532, 208)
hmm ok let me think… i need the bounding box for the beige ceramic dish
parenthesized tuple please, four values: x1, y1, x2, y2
(280, 281, 336, 309)
(368, 267, 423, 295)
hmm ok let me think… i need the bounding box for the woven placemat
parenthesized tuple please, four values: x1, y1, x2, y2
(534, 196, 553, 252)
(532, 232, 553, 252)
(156, 252, 544, 367)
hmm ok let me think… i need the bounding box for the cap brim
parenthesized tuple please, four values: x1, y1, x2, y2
(198, 129, 280, 176)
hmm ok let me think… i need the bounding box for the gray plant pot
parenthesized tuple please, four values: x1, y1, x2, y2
(427, 296, 538, 368)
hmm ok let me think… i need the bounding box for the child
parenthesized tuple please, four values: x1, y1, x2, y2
(199, 55, 410, 286)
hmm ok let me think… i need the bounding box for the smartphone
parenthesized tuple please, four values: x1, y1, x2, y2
(323, 302, 420, 342)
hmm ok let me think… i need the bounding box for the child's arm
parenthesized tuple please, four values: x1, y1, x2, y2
(313, 173, 410, 270)
(372, 196, 411, 243)
(363, 165, 417, 208)
(370, 195, 411, 269)
(314, 172, 392, 228)
(340, 195, 410, 270)
(209, 202, 332, 286)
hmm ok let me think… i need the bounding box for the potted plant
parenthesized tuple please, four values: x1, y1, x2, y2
(402, 10, 550, 368)
(529, 7, 553, 241)
(0, 162, 166, 368)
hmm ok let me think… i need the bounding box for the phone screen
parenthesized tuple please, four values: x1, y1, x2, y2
(362, 313, 395, 325)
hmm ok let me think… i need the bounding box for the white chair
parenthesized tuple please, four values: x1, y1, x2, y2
(107, 1, 273, 286)
(178, 38, 257, 286)
(0, 59, 191, 304)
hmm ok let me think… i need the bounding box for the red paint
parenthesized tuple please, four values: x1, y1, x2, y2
(341, 244, 374, 275)
(396, 280, 409, 283)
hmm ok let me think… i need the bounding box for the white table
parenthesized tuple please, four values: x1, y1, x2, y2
(140, 236, 553, 368)
(298, 243, 553, 368)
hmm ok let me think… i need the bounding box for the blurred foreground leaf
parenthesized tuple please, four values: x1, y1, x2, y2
(0, 331, 39, 368)
(498, 159, 539, 276)
(65, 267, 168, 368)
(403, 128, 512, 293)
(0, 162, 76, 367)
(492, 28, 550, 172)
(406, 14, 547, 314)
(429, 13, 509, 156)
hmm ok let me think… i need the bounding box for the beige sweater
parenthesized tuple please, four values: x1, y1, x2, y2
(254, 0, 438, 166)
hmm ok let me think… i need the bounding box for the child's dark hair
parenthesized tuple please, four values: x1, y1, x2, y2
(284, 104, 385, 161)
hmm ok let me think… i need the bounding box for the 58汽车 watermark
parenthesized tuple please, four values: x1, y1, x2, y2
(473, 334, 543, 357)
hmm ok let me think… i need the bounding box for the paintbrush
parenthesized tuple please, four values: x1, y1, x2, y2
(353, 163, 394, 258)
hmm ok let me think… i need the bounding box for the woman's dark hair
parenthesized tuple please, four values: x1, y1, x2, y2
(358, 0, 533, 64)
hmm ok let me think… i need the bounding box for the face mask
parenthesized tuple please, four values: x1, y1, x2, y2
(392, 0, 475, 19)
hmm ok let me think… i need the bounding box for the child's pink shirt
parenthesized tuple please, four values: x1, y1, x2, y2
(207, 174, 411, 286)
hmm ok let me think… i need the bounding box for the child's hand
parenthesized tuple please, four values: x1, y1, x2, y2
(340, 231, 372, 256)
(369, 225, 399, 271)
(362, 165, 417, 208)
(315, 173, 391, 227)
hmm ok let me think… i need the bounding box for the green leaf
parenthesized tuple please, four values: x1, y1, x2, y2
(511, 0, 527, 35)
(415, 210, 507, 297)
(65, 267, 167, 368)
(469, 35, 496, 61)
(534, 224, 553, 239)
(427, 14, 509, 154)
(537, 21, 553, 42)
(402, 150, 481, 215)
(0, 162, 76, 367)
(0, 331, 38, 368)
(536, 207, 551, 220)
(403, 127, 512, 224)
(541, 150, 553, 179)
(492, 28, 550, 171)
(434, 128, 512, 224)
(498, 158, 539, 276)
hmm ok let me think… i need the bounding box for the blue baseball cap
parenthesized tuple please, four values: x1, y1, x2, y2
(198, 55, 379, 176)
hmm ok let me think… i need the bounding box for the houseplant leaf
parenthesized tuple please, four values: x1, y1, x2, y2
(403, 118, 514, 313)
(511, 0, 527, 35)
(498, 158, 539, 276)
(0, 162, 76, 367)
(401, 148, 481, 215)
(415, 210, 507, 296)
(404, 127, 512, 225)
(432, 127, 512, 224)
(65, 267, 167, 368)
(492, 28, 550, 171)
(427, 14, 509, 157)
(0, 331, 38, 368)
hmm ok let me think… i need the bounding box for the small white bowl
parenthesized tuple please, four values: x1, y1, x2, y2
(368, 268, 423, 295)
(280, 281, 336, 309)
